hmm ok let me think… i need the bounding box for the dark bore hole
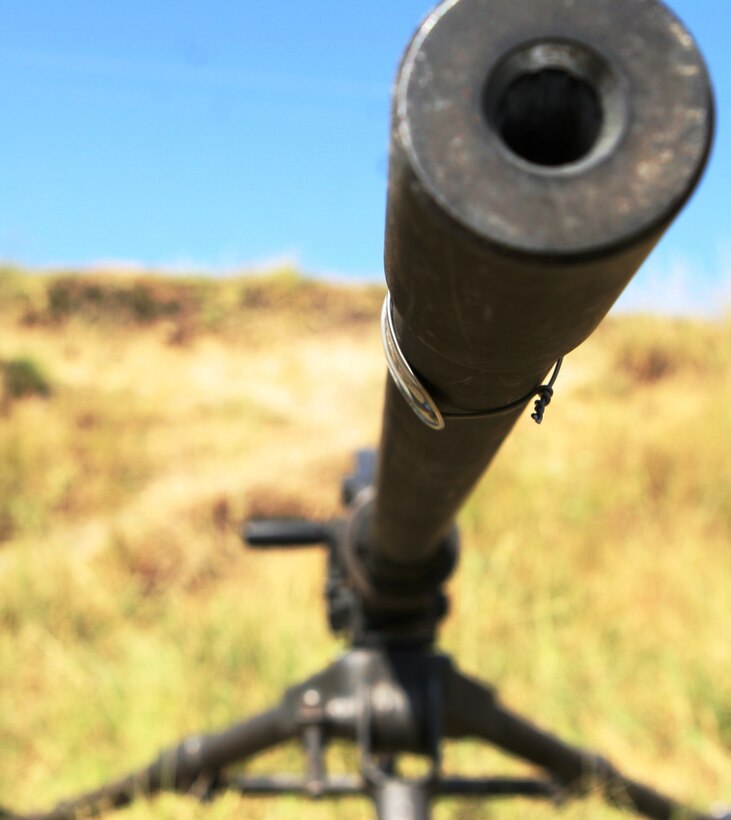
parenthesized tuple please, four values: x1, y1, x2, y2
(495, 69, 603, 167)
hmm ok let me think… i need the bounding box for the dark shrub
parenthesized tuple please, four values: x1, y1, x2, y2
(3, 357, 52, 400)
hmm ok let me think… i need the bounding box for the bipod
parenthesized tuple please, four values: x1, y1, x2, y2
(7, 451, 728, 820)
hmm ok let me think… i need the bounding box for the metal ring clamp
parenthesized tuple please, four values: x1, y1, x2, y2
(381, 292, 563, 432)
(381, 291, 445, 431)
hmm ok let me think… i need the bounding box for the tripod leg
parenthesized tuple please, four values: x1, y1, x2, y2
(22, 704, 298, 820)
(444, 667, 716, 820)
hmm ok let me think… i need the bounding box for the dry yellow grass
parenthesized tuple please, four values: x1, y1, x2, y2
(0, 267, 729, 819)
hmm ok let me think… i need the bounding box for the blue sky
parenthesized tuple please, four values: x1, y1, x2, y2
(0, 1, 728, 314)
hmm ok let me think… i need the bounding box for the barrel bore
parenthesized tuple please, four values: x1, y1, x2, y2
(482, 40, 625, 172)
(493, 68, 603, 166)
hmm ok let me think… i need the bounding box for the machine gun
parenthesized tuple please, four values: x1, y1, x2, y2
(4, 0, 724, 818)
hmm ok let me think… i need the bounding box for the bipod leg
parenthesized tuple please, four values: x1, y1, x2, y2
(17, 703, 299, 820)
(444, 665, 722, 820)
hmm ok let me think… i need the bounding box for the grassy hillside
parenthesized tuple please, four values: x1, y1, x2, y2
(0, 266, 729, 819)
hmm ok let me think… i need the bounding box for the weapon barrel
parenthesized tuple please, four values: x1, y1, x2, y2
(371, 0, 713, 569)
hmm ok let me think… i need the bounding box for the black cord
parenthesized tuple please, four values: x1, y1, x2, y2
(443, 357, 564, 426)
(531, 358, 563, 424)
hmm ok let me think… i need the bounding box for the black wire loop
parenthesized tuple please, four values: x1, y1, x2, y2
(531, 387, 554, 425)
(443, 358, 564, 426)
(531, 359, 563, 424)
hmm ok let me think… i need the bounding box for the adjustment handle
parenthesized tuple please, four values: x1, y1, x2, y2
(243, 519, 332, 549)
